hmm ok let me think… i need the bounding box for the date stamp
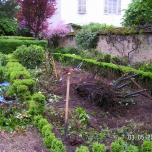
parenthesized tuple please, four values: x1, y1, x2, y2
(126, 134, 152, 141)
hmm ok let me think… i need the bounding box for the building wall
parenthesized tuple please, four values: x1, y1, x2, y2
(51, 0, 132, 26)
(58, 33, 152, 63)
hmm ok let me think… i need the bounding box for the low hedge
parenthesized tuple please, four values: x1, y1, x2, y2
(5, 61, 36, 102)
(0, 39, 47, 54)
(0, 36, 35, 40)
(33, 115, 66, 152)
(53, 53, 152, 91)
(2, 56, 65, 152)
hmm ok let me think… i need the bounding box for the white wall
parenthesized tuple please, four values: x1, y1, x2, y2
(50, 0, 132, 26)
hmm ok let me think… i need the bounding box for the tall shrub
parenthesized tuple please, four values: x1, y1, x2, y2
(76, 23, 113, 49)
(123, 0, 152, 27)
(13, 45, 45, 69)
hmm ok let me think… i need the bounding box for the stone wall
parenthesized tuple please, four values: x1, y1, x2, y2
(59, 33, 152, 63)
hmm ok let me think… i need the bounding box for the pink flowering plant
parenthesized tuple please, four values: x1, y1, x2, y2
(43, 22, 70, 47)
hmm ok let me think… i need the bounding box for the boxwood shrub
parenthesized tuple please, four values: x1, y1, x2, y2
(142, 140, 152, 152)
(75, 146, 89, 152)
(13, 45, 45, 69)
(92, 142, 106, 152)
(0, 39, 47, 54)
(53, 53, 152, 91)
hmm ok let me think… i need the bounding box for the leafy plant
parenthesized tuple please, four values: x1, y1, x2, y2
(0, 53, 8, 66)
(74, 107, 89, 126)
(76, 23, 114, 49)
(37, 118, 49, 131)
(51, 138, 65, 152)
(142, 140, 152, 152)
(42, 124, 53, 137)
(123, 0, 152, 27)
(44, 132, 56, 148)
(13, 45, 45, 69)
(0, 18, 18, 35)
(75, 146, 89, 152)
(92, 142, 106, 152)
(110, 139, 124, 152)
(0, 105, 31, 132)
(126, 145, 138, 152)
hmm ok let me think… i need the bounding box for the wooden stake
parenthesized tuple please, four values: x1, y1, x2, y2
(64, 72, 71, 137)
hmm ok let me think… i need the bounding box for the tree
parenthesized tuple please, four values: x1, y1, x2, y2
(0, 0, 18, 18)
(123, 0, 152, 27)
(17, 0, 56, 38)
(0, 0, 18, 35)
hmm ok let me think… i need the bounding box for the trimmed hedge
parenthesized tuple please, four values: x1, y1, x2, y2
(92, 142, 106, 152)
(0, 39, 47, 54)
(0, 36, 34, 40)
(33, 115, 66, 152)
(5, 61, 36, 102)
(53, 53, 152, 91)
(13, 45, 45, 69)
(75, 146, 89, 152)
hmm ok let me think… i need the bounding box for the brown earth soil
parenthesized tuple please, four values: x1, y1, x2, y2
(0, 127, 49, 152)
(39, 63, 152, 151)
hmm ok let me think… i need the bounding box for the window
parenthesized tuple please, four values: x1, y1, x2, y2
(104, 0, 121, 15)
(78, 0, 86, 14)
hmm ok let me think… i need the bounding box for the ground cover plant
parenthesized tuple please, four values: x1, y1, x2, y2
(1, 36, 152, 152)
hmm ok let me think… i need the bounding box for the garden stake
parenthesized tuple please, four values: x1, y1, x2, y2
(50, 55, 58, 79)
(64, 72, 71, 138)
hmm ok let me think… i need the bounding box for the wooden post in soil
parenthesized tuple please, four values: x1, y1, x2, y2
(64, 72, 71, 138)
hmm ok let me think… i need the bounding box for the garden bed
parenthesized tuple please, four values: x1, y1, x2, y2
(38, 62, 152, 151)
(0, 127, 49, 152)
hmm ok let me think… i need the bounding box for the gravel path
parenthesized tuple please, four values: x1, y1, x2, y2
(0, 127, 49, 152)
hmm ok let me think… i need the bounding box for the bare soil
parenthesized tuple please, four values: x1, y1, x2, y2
(41, 63, 152, 129)
(38, 63, 152, 151)
(0, 127, 49, 152)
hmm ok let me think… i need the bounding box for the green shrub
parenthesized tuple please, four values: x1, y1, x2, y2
(0, 36, 34, 40)
(103, 54, 111, 63)
(32, 93, 46, 105)
(5, 61, 30, 81)
(44, 133, 56, 148)
(0, 66, 5, 82)
(139, 64, 152, 72)
(75, 146, 89, 152)
(126, 145, 138, 152)
(37, 118, 49, 131)
(33, 115, 43, 126)
(13, 45, 45, 69)
(142, 140, 152, 152)
(110, 139, 124, 152)
(92, 142, 106, 152)
(7, 79, 36, 95)
(0, 39, 47, 54)
(123, 0, 152, 27)
(9, 70, 31, 82)
(7, 84, 30, 102)
(42, 124, 53, 137)
(0, 18, 17, 35)
(28, 100, 40, 115)
(0, 53, 8, 66)
(30, 93, 46, 114)
(51, 138, 66, 152)
(74, 107, 89, 126)
(53, 53, 152, 91)
(55, 47, 80, 55)
(76, 23, 114, 49)
(76, 29, 98, 49)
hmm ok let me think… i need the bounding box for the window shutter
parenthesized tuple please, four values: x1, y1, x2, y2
(78, 0, 86, 14)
